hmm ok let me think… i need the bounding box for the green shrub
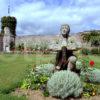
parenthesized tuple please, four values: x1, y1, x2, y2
(81, 48, 91, 55)
(83, 82, 100, 97)
(35, 64, 55, 76)
(76, 61, 83, 70)
(47, 70, 83, 99)
(21, 64, 55, 96)
(92, 68, 100, 83)
(81, 68, 100, 83)
(91, 48, 100, 54)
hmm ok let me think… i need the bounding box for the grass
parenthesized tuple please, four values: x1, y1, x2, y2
(0, 53, 55, 98)
(0, 94, 27, 100)
(88, 55, 100, 69)
(0, 53, 99, 100)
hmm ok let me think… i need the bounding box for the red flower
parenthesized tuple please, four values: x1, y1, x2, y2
(89, 60, 95, 67)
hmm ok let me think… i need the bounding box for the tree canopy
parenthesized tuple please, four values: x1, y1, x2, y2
(1, 16, 17, 36)
(81, 30, 100, 46)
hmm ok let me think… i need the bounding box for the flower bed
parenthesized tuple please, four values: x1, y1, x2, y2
(20, 55, 100, 99)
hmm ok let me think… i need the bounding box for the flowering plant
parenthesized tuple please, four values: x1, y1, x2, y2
(83, 82, 98, 98)
(89, 60, 95, 67)
(76, 56, 96, 82)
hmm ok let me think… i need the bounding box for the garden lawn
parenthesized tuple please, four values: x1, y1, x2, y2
(0, 53, 99, 100)
(0, 94, 27, 100)
(0, 53, 55, 95)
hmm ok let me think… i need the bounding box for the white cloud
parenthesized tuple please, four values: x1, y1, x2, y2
(0, 0, 100, 35)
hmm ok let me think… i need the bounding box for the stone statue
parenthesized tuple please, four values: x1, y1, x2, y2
(3, 27, 11, 52)
(60, 24, 70, 47)
(4, 27, 11, 35)
(55, 46, 76, 70)
(60, 24, 70, 39)
(55, 25, 80, 75)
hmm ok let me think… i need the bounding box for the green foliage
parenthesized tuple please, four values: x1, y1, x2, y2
(35, 64, 55, 76)
(43, 89, 49, 97)
(0, 54, 54, 95)
(76, 61, 83, 70)
(18, 43, 24, 51)
(21, 79, 31, 89)
(0, 94, 27, 100)
(0, 54, 32, 94)
(90, 30, 100, 46)
(92, 68, 100, 83)
(0, 82, 21, 94)
(91, 48, 100, 54)
(77, 55, 100, 83)
(83, 82, 100, 98)
(81, 48, 91, 55)
(10, 41, 15, 51)
(78, 56, 90, 71)
(81, 68, 100, 83)
(1, 16, 17, 36)
(81, 33, 90, 43)
(77, 57, 96, 82)
(81, 30, 100, 46)
(21, 64, 54, 96)
(47, 70, 83, 99)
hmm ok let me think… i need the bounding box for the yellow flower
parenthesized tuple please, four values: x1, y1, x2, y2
(92, 92, 96, 96)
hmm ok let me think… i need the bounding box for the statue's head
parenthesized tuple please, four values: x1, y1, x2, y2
(60, 24, 70, 38)
(4, 27, 10, 35)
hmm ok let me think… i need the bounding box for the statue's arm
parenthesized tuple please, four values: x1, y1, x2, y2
(55, 50, 62, 70)
(55, 50, 61, 66)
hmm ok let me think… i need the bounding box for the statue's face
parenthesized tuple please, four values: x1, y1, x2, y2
(60, 24, 70, 35)
(4, 27, 10, 35)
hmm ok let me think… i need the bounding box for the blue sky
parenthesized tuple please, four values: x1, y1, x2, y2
(0, 0, 100, 35)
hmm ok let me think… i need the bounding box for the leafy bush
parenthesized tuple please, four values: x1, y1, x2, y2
(92, 68, 100, 83)
(21, 69, 49, 90)
(81, 48, 91, 55)
(76, 56, 97, 83)
(35, 64, 55, 76)
(81, 68, 100, 83)
(21, 64, 55, 96)
(76, 61, 83, 70)
(83, 82, 99, 97)
(47, 70, 83, 99)
(91, 48, 100, 54)
(1, 16, 17, 35)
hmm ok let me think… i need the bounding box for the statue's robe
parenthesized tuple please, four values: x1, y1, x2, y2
(55, 50, 74, 70)
(55, 49, 80, 75)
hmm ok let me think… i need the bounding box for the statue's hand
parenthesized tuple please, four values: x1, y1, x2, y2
(56, 66, 60, 70)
